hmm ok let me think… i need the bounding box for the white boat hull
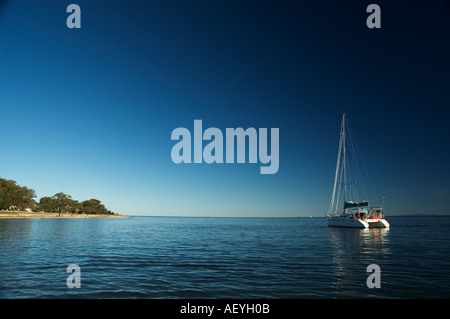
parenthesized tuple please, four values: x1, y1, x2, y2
(366, 218, 390, 228)
(327, 215, 390, 229)
(327, 215, 369, 228)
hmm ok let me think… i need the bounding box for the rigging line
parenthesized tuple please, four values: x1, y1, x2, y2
(334, 154, 343, 214)
(345, 117, 369, 203)
(336, 158, 343, 214)
(359, 143, 380, 208)
(328, 115, 344, 215)
(347, 118, 380, 207)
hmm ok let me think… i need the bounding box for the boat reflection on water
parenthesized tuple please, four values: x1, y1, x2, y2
(326, 225, 391, 294)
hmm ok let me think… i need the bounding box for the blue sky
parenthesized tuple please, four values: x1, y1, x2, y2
(1, 0, 449, 216)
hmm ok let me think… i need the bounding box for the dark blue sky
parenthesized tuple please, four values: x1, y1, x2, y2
(1, 0, 449, 216)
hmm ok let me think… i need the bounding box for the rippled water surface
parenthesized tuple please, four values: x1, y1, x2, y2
(1, 216, 449, 298)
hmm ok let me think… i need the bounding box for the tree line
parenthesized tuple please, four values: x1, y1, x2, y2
(0, 178, 116, 215)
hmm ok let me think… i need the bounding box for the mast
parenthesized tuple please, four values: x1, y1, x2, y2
(342, 113, 347, 204)
(328, 113, 345, 216)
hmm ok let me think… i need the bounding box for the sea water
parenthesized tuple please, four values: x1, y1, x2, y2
(0, 216, 449, 298)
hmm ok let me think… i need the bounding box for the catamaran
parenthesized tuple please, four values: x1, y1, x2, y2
(326, 114, 389, 229)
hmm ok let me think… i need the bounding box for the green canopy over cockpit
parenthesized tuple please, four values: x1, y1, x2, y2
(344, 201, 369, 209)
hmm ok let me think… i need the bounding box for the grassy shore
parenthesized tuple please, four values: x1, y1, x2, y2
(0, 211, 128, 219)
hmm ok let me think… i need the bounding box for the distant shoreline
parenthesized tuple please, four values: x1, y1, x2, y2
(0, 211, 128, 219)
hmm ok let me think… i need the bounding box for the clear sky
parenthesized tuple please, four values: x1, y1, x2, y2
(1, 0, 449, 217)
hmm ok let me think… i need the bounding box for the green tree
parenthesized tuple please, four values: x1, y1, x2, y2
(80, 198, 110, 214)
(37, 196, 57, 212)
(0, 178, 36, 210)
(52, 192, 79, 216)
(68, 199, 81, 214)
(0, 178, 17, 210)
(14, 186, 36, 210)
(38, 194, 80, 214)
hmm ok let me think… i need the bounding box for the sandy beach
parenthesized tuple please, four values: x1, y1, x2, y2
(0, 211, 128, 219)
